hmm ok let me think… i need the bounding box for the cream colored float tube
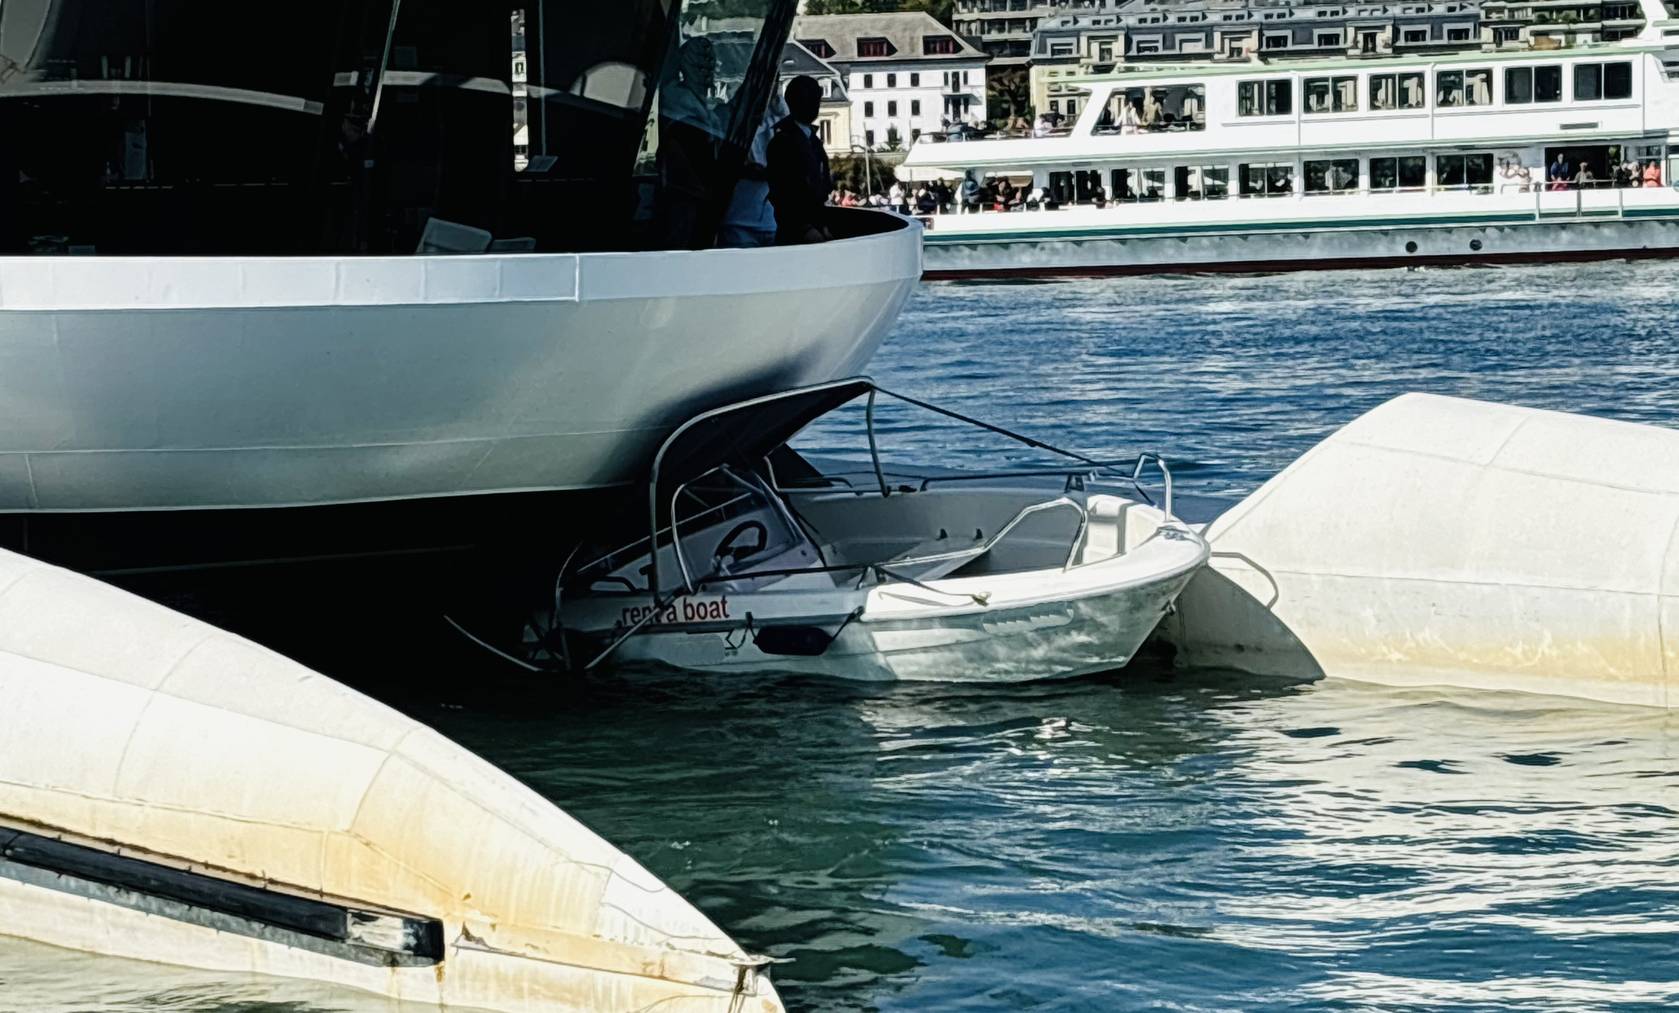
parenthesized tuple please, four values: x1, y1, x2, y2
(0, 549, 780, 1011)
(1162, 393, 1679, 708)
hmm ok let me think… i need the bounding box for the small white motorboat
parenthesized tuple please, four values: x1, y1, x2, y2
(505, 379, 1208, 683)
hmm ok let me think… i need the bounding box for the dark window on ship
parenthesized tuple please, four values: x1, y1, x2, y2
(1369, 155, 1428, 190)
(1576, 61, 1633, 101)
(1512, 65, 1564, 102)
(1174, 164, 1229, 200)
(1049, 170, 1076, 204)
(1239, 161, 1294, 196)
(1237, 79, 1292, 116)
(1371, 72, 1426, 110)
(1304, 158, 1359, 193)
(1304, 76, 1357, 113)
(1436, 152, 1494, 190)
(1505, 67, 1533, 103)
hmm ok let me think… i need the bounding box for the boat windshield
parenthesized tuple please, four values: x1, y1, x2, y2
(0, 0, 797, 256)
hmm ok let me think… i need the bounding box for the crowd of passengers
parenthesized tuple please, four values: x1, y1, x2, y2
(826, 175, 1063, 215)
(1531, 154, 1664, 191)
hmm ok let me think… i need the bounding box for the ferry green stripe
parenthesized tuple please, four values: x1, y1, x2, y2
(923, 209, 1679, 244)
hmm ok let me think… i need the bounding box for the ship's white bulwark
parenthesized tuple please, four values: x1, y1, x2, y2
(0, 547, 781, 1010)
(0, 218, 921, 512)
(1160, 393, 1679, 708)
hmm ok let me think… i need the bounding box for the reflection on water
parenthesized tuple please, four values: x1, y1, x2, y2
(8, 263, 1679, 1011)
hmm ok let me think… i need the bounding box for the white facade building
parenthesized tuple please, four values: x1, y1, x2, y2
(794, 12, 990, 150)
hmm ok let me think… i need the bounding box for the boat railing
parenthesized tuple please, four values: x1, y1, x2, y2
(1131, 452, 1177, 527)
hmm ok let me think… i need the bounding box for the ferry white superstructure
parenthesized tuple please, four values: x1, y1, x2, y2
(903, 30, 1679, 276)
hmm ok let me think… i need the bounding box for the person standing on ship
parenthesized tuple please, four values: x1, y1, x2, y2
(767, 75, 833, 245)
(1119, 100, 1141, 135)
(718, 92, 787, 248)
(1548, 153, 1571, 191)
(1141, 91, 1162, 131)
(1574, 163, 1596, 190)
(960, 171, 981, 214)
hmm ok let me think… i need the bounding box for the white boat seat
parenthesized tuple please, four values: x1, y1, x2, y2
(880, 531, 989, 582)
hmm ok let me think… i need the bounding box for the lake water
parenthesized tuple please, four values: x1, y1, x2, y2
(5, 263, 1679, 1012)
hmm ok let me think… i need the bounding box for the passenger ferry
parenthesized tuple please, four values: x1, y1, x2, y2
(901, 20, 1679, 277)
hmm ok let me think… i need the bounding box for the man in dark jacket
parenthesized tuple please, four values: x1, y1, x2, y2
(767, 75, 833, 245)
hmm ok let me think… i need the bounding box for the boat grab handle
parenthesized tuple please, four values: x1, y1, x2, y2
(1131, 453, 1175, 525)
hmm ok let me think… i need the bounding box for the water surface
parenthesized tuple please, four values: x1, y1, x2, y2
(6, 263, 1679, 1012)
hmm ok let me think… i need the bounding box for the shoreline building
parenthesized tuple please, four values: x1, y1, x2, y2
(1028, 0, 1491, 118)
(795, 12, 991, 150)
(953, 0, 1061, 66)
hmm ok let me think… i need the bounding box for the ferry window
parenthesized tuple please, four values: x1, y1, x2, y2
(1238, 79, 1293, 116)
(1173, 165, 1230, 200)
(1304, 76, 1357, 113)
(1578, 62, 1633, 100)
(1304, 158, 1359, 193)
(1605, 63, 1633, 99)
(1111, 167, 1164, 200)
(1465, 69, 1492, 105)
(1534, 65, 1563, 102)
(1049, 171, 1075, 204)
(1239, 162, 1295, 196)
(1506, 67, 1533, 104)
(1369, 155, 1427, 190)
(1095, 85, 1206, 133)
(1435, 69, 1490, 107)
(1371, 72, 1426, 110)
(1436, 152, 1494, 190)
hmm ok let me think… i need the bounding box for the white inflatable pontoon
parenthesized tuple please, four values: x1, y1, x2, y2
(0, 550, 782, 1011)
(1161, 392, 1679, 708)
(531, 380, 1208, 682)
